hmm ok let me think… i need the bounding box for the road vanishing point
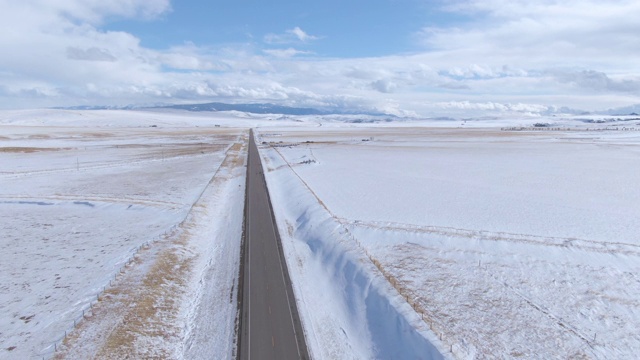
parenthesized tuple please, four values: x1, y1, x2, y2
(238, 130, 309, 360)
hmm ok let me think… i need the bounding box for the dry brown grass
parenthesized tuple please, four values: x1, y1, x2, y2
(274, 127, 546, 143)
(78, 132, 115, 138)
(27, 134, 51, 139)
(0, 147, 65, 153)
(94, 231, 193, 359)
(226, 141, 246, 168)
(228, 142, 243, 152)
(369, 252, 443, 341)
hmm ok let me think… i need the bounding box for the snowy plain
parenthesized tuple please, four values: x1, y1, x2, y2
(0, 109, 265, 359)
(256, 118, 640, 359)
(2, 108, 640, 360)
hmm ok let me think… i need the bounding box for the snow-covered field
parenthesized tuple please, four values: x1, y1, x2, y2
(3, 108, 640, 360)
(0, 110, 254, 359)
(256, 121, 640, 359)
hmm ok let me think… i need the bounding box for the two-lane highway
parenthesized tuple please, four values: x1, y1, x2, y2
(238, 130, 309, 360)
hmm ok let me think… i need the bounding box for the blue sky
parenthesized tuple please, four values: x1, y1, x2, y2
(0, 0, 639, 116)
(105, 0, 448, 57)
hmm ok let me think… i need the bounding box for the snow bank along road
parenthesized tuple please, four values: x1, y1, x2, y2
(238, 130, 309, 360)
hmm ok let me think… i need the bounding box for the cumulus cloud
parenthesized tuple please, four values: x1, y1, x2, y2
(436, 100, 550, 113)
(0, 0, 169, 96)
(0, 0, 639, 116)
(398, 0, 640, 113)
(441, 64, 512, 79)
(370, 79, 398, 93)
(551, 70, 640, 93)
(420, 0, 640, 70)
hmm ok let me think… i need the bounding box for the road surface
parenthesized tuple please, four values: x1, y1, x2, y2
(238, 130, 309, 360)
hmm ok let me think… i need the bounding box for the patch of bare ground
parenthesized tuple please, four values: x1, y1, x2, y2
(154, 130, 239, 139)
(54, 225, 195, 360)
(27, 134, 51, 139)
(94, 231, 193, 359)
(0, 147, 68, 153)
(98, 142, 230, 163)
(77, 132, 115, 138)
(398, 128, 547, 140)
(226, 142, 245, 168)
(149, 143, 228, 158)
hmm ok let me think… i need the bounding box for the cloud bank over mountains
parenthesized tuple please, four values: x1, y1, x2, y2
(0, 0, 638, 116)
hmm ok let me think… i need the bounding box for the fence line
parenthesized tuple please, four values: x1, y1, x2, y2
(501, 126, 640, 132)
(36, 224, 181, 360)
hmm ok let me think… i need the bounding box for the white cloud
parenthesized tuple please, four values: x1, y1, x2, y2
(37, 0, 170, 24)
(0, 0, 639, 116)
(288, 27, 318, 42)
(370, 79, 398, 93)
(420, 0, 640, 71)
(0, 0, 169, 94)
(263, 48, 312, 58)
(435, 100, 549, 113)
(67, 47, 117, 62)
(549, 69, 640, 93)
(158, 44, 229, 71)
(264, 27, 319, 44)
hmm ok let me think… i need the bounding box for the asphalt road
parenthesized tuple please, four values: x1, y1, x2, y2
(238, 130, 309, 360)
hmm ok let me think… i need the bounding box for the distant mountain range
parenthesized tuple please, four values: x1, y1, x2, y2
(56, 102, 392, 117)
(599, 104, 640, 116)
(158, 102, 399, 117)
(54, 104, 140, 111)
(55, 102, 640, 118)
(161, 102, 326, 115)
